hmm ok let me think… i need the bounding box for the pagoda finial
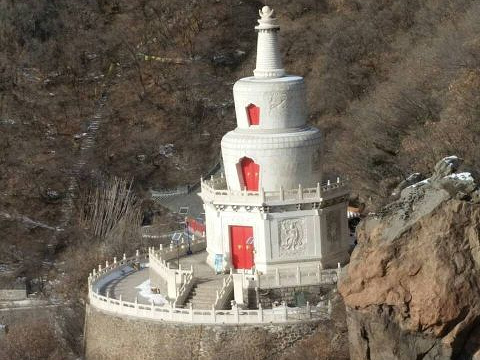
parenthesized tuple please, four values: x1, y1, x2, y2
(254, 6, 285, 78)
(257, 6, 278, 29)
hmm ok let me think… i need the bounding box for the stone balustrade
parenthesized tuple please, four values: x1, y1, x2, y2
(214, 274, 234, 310)
(88, 251, 148, 293)
(88, 250, 331, 324)
(255, 264, 341, 289)
(173, 272, 195, 307)
(200, 176, 348, 206)
(148, 236, 206, 300)
(232, 264, 340, 306)
(89, 289, 329, 324)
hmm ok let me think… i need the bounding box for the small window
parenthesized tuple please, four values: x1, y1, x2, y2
(246, 104, 260, 126)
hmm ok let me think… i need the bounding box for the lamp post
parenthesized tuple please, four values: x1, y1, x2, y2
(185, 216, 192, 255)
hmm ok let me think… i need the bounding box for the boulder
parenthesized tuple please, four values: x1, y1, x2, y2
(339, 156, 480, 360)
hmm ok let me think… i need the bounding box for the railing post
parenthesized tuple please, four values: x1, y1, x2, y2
(98, 264, 102, 272)
(134, 296, 138, 315)
(123, 253, 126, 261)
(119, 294, 123, 308)
(159, 244, 163, 251)
(260, 187, 265, 203)
(282, 301, 288, 321)
(296, 266, 301, 285)
(136, 249, 140, 258)
(298, 184, 303, 200)
(317, 264, 321, 283)
(306, 301, 311, 319)
(234, 303, 239, 323)
(258, 303, 263, 322)
(316, 182, 321, 197)
(212, 304, 216, 323)
(275, 268, 280, 287)
(113, 256, 117, 264)
(190, 303, 194, 322)
(105, 260, 109, 268)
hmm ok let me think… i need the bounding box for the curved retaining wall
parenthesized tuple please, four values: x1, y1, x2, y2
(84, 304, 331, 360)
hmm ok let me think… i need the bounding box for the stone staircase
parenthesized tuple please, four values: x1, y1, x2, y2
(184, 277, 226, 310)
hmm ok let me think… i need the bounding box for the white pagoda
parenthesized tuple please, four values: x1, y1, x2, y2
(200, 6, 350, 274)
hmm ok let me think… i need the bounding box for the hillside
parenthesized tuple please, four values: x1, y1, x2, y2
(1, 0, 480, 358)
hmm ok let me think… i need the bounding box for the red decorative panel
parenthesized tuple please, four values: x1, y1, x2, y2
(240, 157, 259, 191)
(230, 226, 254, 269)
(246, 104, 260, 125)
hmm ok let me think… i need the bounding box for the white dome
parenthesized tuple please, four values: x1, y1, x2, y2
(221, 127, 322, 191)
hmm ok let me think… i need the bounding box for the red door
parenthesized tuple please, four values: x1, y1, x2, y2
(240, 157, 259, 191)
(247, 104, 260, 125)
(230, 226, 254, 269)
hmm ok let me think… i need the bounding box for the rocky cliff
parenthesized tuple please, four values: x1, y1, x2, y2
(339, 156, 480, 360)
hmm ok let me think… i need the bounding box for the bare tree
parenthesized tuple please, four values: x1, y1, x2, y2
(78, 176, 143, 254)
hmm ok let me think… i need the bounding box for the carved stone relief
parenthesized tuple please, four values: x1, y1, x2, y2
(268, 92, 287, 110)
(278, 218, 306, 258)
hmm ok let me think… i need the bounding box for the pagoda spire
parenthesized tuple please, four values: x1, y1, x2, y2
(254, 6, 285, 79)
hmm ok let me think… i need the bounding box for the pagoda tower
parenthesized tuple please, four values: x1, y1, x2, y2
(200, 6, 351, 273)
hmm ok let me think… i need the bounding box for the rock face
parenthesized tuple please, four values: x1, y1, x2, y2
(339, 156, 480, 360)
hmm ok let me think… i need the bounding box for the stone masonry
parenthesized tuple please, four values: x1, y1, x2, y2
(255, 284, 334, 309)
(84, 305, 332, 360)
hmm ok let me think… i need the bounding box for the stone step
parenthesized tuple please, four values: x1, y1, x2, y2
(189, 295, 217, 302)
(193, 286, 221, 293)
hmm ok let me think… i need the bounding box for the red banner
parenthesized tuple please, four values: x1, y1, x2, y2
(186, 217, 206, 236)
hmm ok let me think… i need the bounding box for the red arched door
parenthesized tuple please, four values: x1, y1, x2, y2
(246, 104, 260, 125)
(240, 157, 259, 191)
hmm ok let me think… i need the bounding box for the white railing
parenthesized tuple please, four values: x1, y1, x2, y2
(200, 177, 348, 205)
(247, 264, 340, 289)
(88, 250, 148, 292)
(88, 249, 333, 324)
(214, 274, 234, 310)
(148, 237, 206, 300)
(149, 250, 193, 299)
(89, 289, 329, 324)
(173, 272, 195, 307)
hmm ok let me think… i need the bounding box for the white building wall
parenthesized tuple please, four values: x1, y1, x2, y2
(205, 201, 349, 274)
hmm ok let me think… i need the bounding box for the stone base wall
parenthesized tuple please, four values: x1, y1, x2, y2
(84, 305, 331, 360)
(0, 289, 27, 301)
(255, 285, 334, 309)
